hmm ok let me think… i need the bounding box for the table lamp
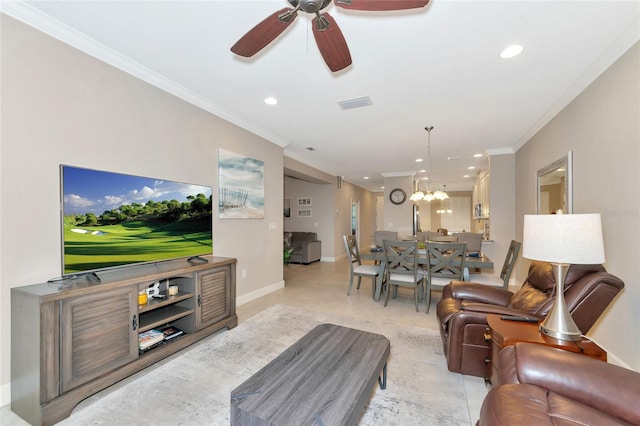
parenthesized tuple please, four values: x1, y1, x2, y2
(523, 213, 605, 341)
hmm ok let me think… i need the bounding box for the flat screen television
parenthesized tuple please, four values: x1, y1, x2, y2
(60, 165, 213, 277)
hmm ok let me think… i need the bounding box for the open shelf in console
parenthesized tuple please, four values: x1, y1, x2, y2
(138, 303, 194, 332)
(138, 275, 196, 333)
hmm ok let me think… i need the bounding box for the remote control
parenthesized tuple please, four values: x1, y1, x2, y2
(500, 315, 539, 323)
(152, 294, 167, 300)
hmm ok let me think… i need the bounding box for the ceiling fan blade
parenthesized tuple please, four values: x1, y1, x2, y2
(334, 0, 429, 11)
(313, 13, 352, 72)
(231, 8, 298, 57)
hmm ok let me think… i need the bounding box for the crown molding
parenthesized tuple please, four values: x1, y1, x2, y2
(485, 147, 515, 156)
(0, 1, 289, 149)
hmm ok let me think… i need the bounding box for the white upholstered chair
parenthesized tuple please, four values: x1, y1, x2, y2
(468, 240, 521, 289)
(343, 235, 379, 297)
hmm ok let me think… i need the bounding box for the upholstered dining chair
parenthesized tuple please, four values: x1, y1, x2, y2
(424, 242, 466, 314)
(374, 230, 398, 248)
(383, 239, 425, 312)
(453, 232, 483, 254)
(468, 240, 521, 289)
(343, 235, 379, 297)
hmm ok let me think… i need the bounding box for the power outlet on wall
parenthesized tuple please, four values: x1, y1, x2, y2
(241, 269, 247, 278)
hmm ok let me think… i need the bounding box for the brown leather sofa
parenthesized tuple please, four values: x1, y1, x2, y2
(478, 342, 640, 426)
(437, 261, 624, 377)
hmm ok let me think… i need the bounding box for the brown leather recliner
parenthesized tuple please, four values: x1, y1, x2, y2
(436, 261, 624, 377)
(477, 342, 640, 426)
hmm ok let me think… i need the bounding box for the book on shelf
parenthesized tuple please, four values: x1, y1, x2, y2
(138, 329, 164, 350)
(158, 325, 186, 341)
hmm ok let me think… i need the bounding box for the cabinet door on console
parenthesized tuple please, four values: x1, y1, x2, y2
(60, 287, 138, 393)
(196, 267, 232, 330)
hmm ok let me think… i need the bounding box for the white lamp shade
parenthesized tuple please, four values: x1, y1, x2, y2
(523, 214, 605, 264)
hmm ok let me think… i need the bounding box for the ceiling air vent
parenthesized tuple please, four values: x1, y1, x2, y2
(337, 96, 372, 110)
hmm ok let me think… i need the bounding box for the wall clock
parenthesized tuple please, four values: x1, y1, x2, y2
(389, 188, 406, 205)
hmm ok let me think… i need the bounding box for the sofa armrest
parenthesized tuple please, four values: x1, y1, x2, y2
(289, 240, 321, 264)
(459, 302, 540, 320)
(304, 240, 321, 259)
(443, 281, 513, 306)
(498, 343, 640, 425)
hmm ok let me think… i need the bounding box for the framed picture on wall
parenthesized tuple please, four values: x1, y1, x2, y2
(284, 199, 291, 218)
(218, 148, 265, 219)
(297, 197, 312, 207)
(297, 209, 312, 217)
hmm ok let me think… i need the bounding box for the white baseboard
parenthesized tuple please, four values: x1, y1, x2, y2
(236, 280, 284, 306)
(1, 382, 10, 408)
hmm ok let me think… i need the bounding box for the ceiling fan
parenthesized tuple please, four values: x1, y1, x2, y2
(230, 0, 430, 72)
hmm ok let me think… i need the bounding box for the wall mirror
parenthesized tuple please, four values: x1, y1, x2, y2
(537, 151, 573, 214)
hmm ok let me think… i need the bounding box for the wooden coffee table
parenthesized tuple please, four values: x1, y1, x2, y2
(230, 323, 390, 426)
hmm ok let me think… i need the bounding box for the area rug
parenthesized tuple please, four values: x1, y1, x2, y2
(58, 305, 474, 425)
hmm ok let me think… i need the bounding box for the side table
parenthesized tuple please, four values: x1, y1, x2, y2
(486, 314, 607, 386)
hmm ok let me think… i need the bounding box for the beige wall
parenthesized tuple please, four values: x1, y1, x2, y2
(484, 154, 516, 279)
(516, 42, 639, 369)
(383, 176, 414, 238)
(0, 15, 285, 402)
(283, 176, 377, 260)
(283, 176, 335, 258)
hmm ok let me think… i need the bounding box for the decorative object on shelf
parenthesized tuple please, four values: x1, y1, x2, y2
(137, 291, 148, 305)
(146, 282, 160, 298)
(168, 284, 179, 296)
(410, 126, 449, 202)
(523, 212, 605, 341)
(219, 148, 265, 219)
(389, 188, 407, 205)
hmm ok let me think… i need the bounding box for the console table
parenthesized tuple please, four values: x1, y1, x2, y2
(11, 255, 237, 426)
(486, 314, 606, 385)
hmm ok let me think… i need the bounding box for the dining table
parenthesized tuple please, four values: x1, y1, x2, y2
(360, 249, 493, 302)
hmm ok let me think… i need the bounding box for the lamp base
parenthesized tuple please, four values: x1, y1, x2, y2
(538, 263, 582, 342)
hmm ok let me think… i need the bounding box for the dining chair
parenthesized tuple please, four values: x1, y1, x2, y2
(374, 230, 398, 248)
(382, 239, 424, 312)
(343, 235, 380, 297)
(423, 242, 466, 314)
(429, 235, 458, 243)
(453, 232, 483, 254)
(468, 240, 521, 289)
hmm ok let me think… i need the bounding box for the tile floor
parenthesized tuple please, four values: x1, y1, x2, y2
(1, 258, 489, 425)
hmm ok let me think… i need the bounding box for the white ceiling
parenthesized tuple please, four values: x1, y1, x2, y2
(3, 0, 639, 191)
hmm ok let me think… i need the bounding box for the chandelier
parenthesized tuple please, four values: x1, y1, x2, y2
(436, 198, 453, 214)
(410, 126, 450, 202)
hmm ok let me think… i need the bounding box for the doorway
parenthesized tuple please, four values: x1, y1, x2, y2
(351, 200, 360, 246)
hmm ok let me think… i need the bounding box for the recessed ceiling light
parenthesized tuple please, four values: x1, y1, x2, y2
(463, 175, 470, 178)
(418, 169, 427, 173)
(416, 158, 423, 163)
(467, 166, 476, 170)
(473, 153, 483, 158)
(500, 44, 524, 59)
(363, 176, 369, 180)
(264, 97, 278, 105)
